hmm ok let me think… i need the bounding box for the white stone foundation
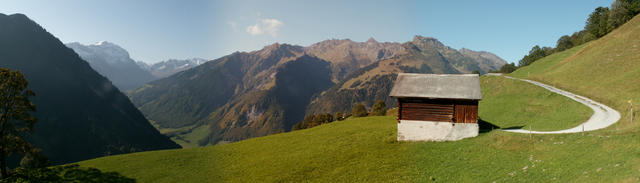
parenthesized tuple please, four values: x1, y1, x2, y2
(397, 120, 478, 141)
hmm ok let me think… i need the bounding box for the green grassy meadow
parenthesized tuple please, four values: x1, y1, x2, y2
(76, 75, 605, 182)
(479, 76, 592, 131)
(77, 116, 640, 182)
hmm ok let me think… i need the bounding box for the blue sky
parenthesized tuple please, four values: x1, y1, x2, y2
(1, 0, 612, 64)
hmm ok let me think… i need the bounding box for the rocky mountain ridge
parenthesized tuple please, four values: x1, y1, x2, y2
(137, 58, 208, 79)
(129, 35, 507, 146)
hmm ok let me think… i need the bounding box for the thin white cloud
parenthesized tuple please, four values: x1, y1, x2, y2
(261, 19, 283, 37)
(229, 21, 238, 32)
(246, 24, 263, 35)
(246, 18, 283, 37)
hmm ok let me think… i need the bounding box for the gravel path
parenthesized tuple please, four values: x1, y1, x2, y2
(496, 75, 621, 134)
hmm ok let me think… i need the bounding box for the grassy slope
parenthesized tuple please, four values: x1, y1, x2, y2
(480, 76, 592, 131)
(77, 75, 600, 182)
(78, 117, 412, 182)
(510, 15, 640, 131)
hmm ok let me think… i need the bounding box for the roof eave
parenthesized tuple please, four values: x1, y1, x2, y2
(390, 95, 482, 100)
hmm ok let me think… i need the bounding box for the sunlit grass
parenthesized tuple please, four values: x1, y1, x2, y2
(480, 76, 592, 131)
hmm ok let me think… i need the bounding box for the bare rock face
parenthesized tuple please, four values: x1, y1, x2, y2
(412, 35, 446, 50)
(304, 38, 407, 82)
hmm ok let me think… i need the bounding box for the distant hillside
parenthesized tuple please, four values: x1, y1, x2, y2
(66, 41, 208, 90)
(137, 58, 208, 79)
(66, 41, 156, 91)
(303, 38, 407, 82)
(0, 13, 179, 165)
(459, 48, 507, 72)
(511, 14, 640, 131)
(129, 36, 507, 146)
(129, 44, 334, 146)
(200, 55, 333, 144)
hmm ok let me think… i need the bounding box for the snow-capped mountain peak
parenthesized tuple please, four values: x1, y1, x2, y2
(65, 41, 156, 91)
(67, 41, 131, 65)
(146, 58, 208, 78)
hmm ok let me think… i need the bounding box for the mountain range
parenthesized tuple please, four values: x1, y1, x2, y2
(137, 58, 208, 79)
(66, 41, 157, 91)
(128, 36, 507, 146)
(0, 13, 179, 165)
(306, 36, 507, 115)
(67, 42, 208, 92)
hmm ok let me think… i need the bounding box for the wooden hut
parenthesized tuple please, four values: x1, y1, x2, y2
(389, 73, 482, 141)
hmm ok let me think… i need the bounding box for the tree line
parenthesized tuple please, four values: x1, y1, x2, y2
(492, 0, 640, 73)
(292, 100, 387, 131)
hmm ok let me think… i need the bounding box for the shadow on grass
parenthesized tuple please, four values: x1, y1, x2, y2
(2, 164, 135, 183)
(501, 125, 526, 130)
(478, 118, 501, 133)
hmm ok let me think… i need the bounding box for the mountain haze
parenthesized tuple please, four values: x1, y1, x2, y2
(0, 13, 179, 165)
(137, 58, 208, 79)
(66, 41, 156, 91)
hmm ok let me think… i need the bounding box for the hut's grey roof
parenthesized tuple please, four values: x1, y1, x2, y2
(389, 73, 482, 100)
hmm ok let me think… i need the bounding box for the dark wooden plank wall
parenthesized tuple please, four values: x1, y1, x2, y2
(454, 101, 478, 123)
(400, 102, 454, 122)
(398, 98, 478, 123)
